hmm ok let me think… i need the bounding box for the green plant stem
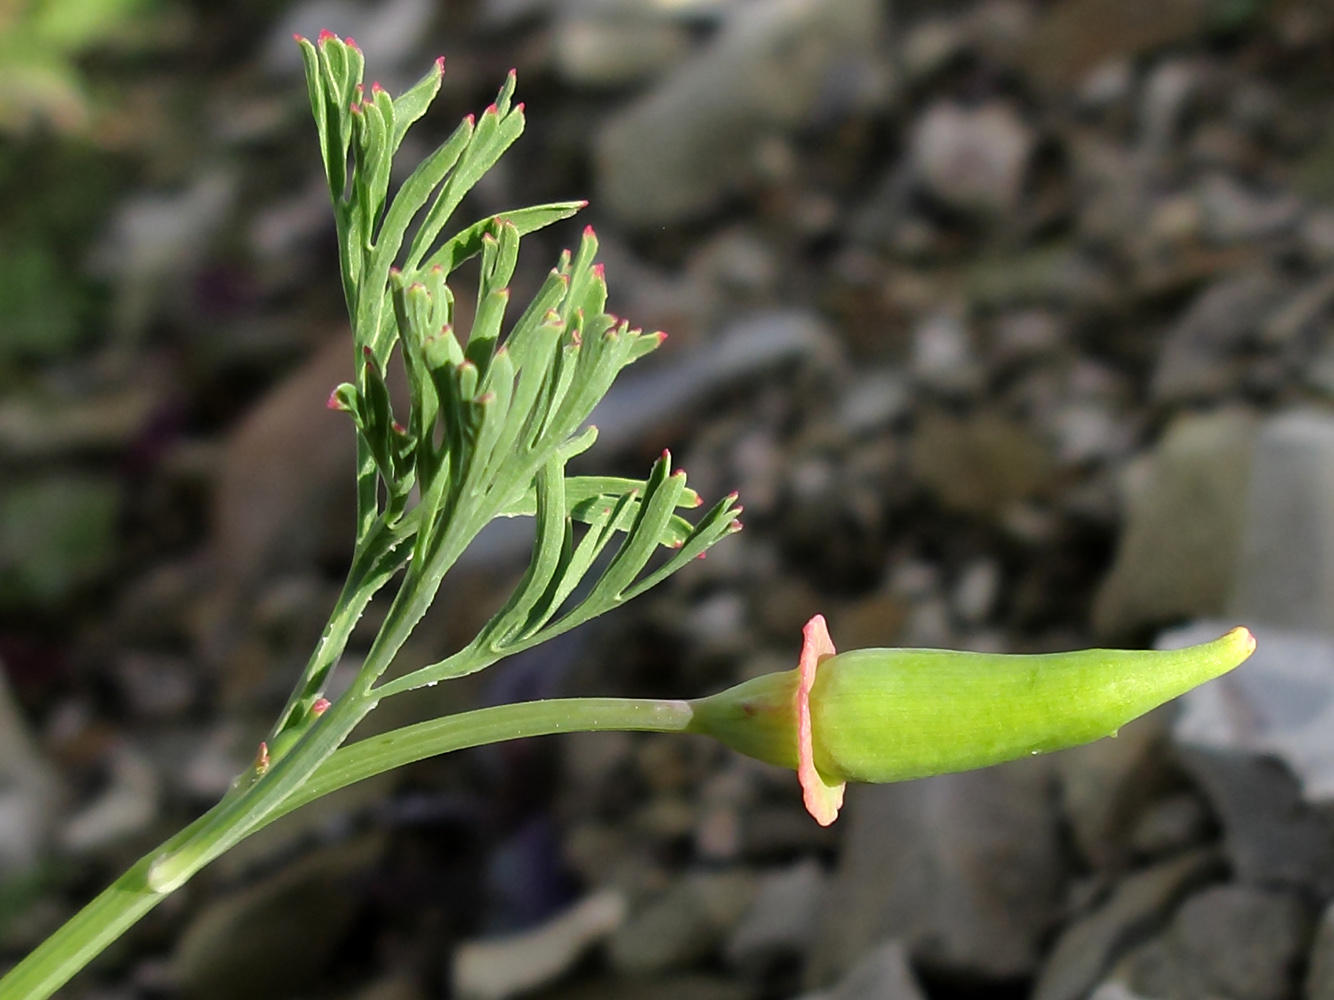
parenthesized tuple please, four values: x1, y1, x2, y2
(0, 696, 693, 1000)
(143, 558, 432, 894)
(271, 696, 694, 824)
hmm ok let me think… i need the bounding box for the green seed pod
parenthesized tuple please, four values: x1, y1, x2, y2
(688, 616, 1255, 826)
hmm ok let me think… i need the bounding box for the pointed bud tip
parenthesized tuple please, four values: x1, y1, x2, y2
(583, 224, 596, 238)
(371, 81, 384, 93)
(293, 32, 306, 42)
(317, 29, 336, 42)
(312, 698, 331, 716)
(591, 263, 605, 279)
(515, 102, 525, 113)
(344, 36, 359, 50)
(1228, 625, 1257, 656)
(435, 56, 446, 73)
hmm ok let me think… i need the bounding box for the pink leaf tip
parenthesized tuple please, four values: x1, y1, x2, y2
(293, 33, 306, 42)
(318, 29, 336, 41)
(435, 56, 446, 73)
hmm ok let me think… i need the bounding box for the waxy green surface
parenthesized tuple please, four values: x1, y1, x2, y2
(690, 627, 1255, 785)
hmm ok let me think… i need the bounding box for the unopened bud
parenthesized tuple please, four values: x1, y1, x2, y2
(688, 616, 1256, 826)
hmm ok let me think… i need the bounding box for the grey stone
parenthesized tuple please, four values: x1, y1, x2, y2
(1197, 173, 1301, 245)
(609, 871, 758, 975)
(454, 889, 629, 1000)
(1229, 409, 1334, 634)
(1111, 886, 1313, 1000)
(1172, 886, 1312, 1000)
(1151, 269, 1291, 403)
(837, 371, 912, 436)
(58, 743, 159, 854)
(1031, 849, 1224, 1000)
(0, 664, 62, 877)
(910, 102, 1035, 216)
(1166, 621, 1334, 804)
(595, 0, 887, 226)
(89, 170, 237, 339)
(799, 940, 927, 1000)
(1093, 408, 1258, 636)
(1020, 0, 1210, 91)
(589, 310, 840, 455)
(909, 410, 1056, 517)
(171, 836, 383, 1000)
(1056, 710, 1174, 871)
(1129, 793, 1211, 859)
(1304, 900, 1334, 1000)
(542, 974, 755, 1000)
(263, 0, 432, 81)
(1176, 747, 1334, 895)
(725, 859, 825, 972)
(1088, 983, 1154, 1000)
(910, 311, 981, 393)
(952, 558, 1000, 626)
(553, 14, 691, 87)
(808, 759, 1065, 986)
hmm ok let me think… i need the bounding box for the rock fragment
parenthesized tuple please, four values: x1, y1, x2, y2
(595, 0, 887, 226)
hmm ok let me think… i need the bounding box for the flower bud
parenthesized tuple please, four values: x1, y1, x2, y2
(688, 615, 1255, 826)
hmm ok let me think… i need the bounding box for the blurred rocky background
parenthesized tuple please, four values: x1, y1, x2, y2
(8, 0, 1334, 998)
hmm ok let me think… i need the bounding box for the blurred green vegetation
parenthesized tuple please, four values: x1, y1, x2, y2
(0, 0, 154, 134)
